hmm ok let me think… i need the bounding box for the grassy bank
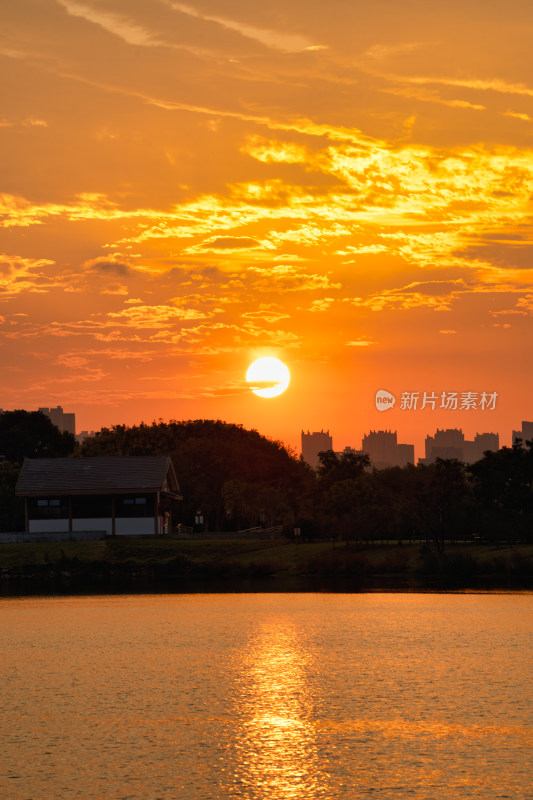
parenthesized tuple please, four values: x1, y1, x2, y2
(1, 537, 532, 595)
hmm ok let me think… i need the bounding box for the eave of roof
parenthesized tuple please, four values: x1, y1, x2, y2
(15, 456, 182, 497)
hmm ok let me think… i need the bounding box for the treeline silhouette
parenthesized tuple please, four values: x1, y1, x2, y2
(1, 413, 532, 545)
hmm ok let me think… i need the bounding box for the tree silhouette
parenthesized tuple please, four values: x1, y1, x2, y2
(469, 441, 533, 542)
(80, 419, 309, 530)
(0, 410, 75, 464)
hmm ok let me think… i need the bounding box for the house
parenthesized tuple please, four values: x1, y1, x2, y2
(15, 456, 182, 536)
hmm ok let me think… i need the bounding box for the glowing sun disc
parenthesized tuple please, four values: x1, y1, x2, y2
(246, 357, 290, 398)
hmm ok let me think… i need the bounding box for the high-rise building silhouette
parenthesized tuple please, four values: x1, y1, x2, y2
(301, 429, 332, 467)
(512, 421, 533, 446)
(424, 428, 465, 462)
(38, 406, 76, 435)
(361, 430, 414, 468)
(423, 428, 499, 464)
(464, 432, 500, 463)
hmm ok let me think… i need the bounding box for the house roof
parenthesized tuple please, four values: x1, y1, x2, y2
(15, 456, 182, 498)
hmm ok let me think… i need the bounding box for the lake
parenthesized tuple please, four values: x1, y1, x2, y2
(1, 593, 532, 799)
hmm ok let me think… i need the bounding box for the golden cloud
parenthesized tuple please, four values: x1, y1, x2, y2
(246, 265, 341, 292)
(107, 304, 209, 326)
(241, 309, 291, 323)
(198, 236, 263, 251)
(4, 129, 531, 290)
(346, 280, 465, 312)
(307, 298, 335, 312)
(346, 339, 376, 346)
(0, 254, 56, 296)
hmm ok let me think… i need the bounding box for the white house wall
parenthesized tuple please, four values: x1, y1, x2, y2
(29, 520, 70, 533)
(115, 518, 156, 535)
(72, 518, 156, 535)
(29, 518, 157, 535)
(72, 518, 113, 534)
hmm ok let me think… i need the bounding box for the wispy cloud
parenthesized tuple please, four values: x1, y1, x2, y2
(389, 74, 533, 98)
(503, 111, 532, 122)
(57, 0, 157, 47)
(168, 2, 323, 53)
(382, 85, 486, 111)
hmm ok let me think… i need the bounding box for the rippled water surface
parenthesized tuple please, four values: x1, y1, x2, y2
(1, 593, 532, 799)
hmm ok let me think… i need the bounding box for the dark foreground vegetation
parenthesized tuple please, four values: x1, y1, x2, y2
(1, 411, 532, 593)
(1, 538, 532, 595)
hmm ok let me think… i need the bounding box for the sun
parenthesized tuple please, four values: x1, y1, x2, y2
(246, 357, 290, 398)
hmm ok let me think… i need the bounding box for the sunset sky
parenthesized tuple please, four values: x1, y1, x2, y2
(1, 0, 533, 458)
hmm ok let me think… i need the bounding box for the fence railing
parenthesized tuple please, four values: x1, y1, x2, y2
(172, 524, 284, 539)
(175, 524, 193, 535)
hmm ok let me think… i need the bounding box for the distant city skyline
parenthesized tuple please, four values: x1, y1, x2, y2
(1, 404, 530, 465)
(301, 420, 531, 467)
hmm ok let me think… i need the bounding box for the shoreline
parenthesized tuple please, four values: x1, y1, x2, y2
(1, 538, 532, 597)
(2, 580, 532, 598)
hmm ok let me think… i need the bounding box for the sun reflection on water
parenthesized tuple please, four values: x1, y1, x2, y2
(228, 618, 330, 799)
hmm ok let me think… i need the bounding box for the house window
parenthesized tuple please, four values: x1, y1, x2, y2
(30, 498, 67, 519)
(117, 495, 154, 518)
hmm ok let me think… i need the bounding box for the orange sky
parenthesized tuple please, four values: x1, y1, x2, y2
(1, 0, 533, 459)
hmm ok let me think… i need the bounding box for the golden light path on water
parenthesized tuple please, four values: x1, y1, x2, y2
(1, 594, 532, 799)
(227, 618, 330, 799)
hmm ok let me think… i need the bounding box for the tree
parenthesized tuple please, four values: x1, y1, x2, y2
(412, 459, 474, 553)
(315, 451, 372, 540)
(0, 461, 25, 532)
(469, 441, 533, 542)
(0, 410, 75, 464)
(222, 480, 290, 530)
(316, 450, 370, 488)
(363, 466, 416, 542)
